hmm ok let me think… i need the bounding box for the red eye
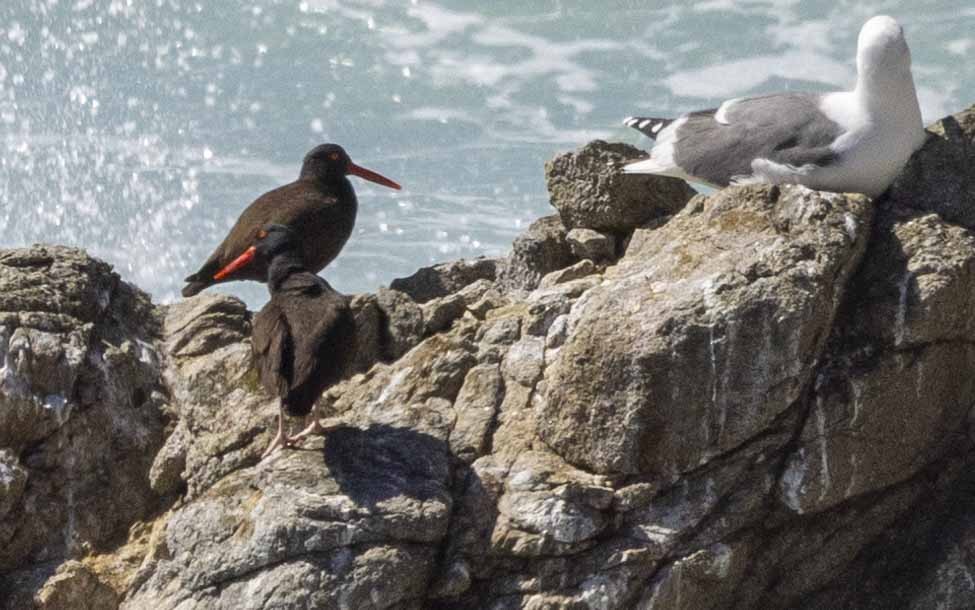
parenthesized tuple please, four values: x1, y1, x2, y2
(329, 152, 340, 161)
(257, 229, 268, 239)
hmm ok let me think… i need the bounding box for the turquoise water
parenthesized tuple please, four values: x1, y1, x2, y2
(2, 0, 973, 308)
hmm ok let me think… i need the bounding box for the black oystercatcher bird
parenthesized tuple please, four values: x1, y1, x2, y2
(214, 224, 357, 457)
(182, 143, 400, 297)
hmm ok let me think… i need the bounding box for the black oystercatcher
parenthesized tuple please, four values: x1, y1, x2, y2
(214, 224, 357, 457)
(182, 143, 400, 297)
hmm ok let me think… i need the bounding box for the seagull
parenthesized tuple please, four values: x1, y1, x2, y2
(622, 15, 926, 198)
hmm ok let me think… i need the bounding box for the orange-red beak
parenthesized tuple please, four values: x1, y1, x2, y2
(347, 162, 401, 190)
(213, 245, 257, 281)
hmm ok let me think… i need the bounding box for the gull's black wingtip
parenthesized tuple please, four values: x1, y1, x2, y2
(623, 116, 674, 140)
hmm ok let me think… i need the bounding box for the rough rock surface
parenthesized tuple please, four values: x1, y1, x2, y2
(390, 257, 499, 304)
(496, 215, 578, 293)
(778, 205, 975, 515)
(545, 140, 696, 232)
(540, 185, 873, 476)
(0, 246, 167, 600)
(3, 104, 975, 610)
(888, 102, 975, 230)
(566, 228, 616, 262)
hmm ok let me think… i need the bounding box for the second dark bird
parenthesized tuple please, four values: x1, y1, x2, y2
(182, 143, 400, 297)
(214, 223, 357, 457)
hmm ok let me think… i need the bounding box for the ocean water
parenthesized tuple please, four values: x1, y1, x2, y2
(1, 0, 972, 308)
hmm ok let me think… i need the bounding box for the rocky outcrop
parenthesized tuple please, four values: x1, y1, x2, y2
(390, 257, 499, 304)
(2, 103, 975, 609)
(887, 106, 975, 229)
(497, 215, 578, 293)
(544, 140, 695, 232)
(540, 185, 873, 477)
(0, 247, 167, 605)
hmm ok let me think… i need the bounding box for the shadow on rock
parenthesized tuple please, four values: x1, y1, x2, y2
(323, 424, 450, 509)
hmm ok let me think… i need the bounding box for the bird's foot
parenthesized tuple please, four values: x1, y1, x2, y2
(291, 418, 339, 444)
(261, 428, 302, 459)
(290, 418, 343, 445)
(289, 419, 323, 445)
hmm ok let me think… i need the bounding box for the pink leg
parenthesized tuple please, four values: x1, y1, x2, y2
(290, 418, 326, 443)
(262, 403, 302, 459)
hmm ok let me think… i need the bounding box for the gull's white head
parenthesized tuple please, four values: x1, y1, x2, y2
(856, 15, 912, 80)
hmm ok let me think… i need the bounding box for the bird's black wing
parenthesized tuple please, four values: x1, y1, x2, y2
(275, 275, 356, 416)
(251, 303, 294, 400)
(181, 182, 342, 297)
(286, 276, 354, 391)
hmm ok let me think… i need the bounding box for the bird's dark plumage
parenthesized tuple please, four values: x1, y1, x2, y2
(215, 223, 357, 455)
(182, 143, 399, 297)
(242, 223, 356, 417)
(252, 269, 355, 417)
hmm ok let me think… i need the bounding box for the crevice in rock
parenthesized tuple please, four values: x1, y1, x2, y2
(769, 443, 975, 609)
(742, 431, 972, 607)
(425, 461, 469, 603)
(481, 373, 507, 460)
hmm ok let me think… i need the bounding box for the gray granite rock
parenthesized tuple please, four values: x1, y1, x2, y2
(125, 425, 452, 609)
(148, 419, 189, 496)
(538, 259, 597, 289)
(33, 560, 119, 610)
(778, 203, 975, 515)
(539, 185, 874, 476)
(567, 227, 616, 261)
(0, 246, 166, 578)
(376, 287, 425, 360)
(0, 449, 27, 522)
(450, 364, 503, 464)
(887, 103, 975, 229)
(496, 215, 577, 293)
(391, 257, 500, 304)
(159, 292, 268, 500)
(545, 140, 695, 232)
(422, 293, 467, 336)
